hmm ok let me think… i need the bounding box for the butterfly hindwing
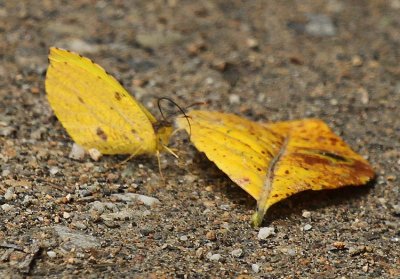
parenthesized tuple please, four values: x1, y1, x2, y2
(177, 110, 374, 226)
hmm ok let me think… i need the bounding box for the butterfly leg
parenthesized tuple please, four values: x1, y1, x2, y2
(117, 146, 143, 166)
(162, 144, 179, 159)
(156, 150, 165, 181)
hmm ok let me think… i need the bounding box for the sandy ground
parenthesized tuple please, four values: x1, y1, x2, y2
(0, 0, 399, 278)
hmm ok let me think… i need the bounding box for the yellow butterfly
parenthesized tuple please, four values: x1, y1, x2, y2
(45, 47, 174, 162)
(176, 110, 375, 226)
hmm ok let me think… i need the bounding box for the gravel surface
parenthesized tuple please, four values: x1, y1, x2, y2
(1, 1, 399, 278)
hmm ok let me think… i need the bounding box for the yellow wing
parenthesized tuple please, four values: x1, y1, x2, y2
(176, 110, 375, 226)
(177, 110, 283, 198)
(45, 47, 158, 155)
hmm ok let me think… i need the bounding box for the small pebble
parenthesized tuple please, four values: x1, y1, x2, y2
(206, 231, 217, 241)
(212, 59, 227, 71)
(252, 263, 260, 273)
(378, 198, 386, 204)
(0, 126, 15, 137)
(132, 78, 147, 87)
(205, 77, 214, 85)
(186, 41, 206, 55)
(229, 94, 240, 104)
(88, 148, 102, 161)
(22, 195, 32, 205)
(302, 210, 311, 218)
(330, 98, 338, 105)
(349, 245, 366, 256)
(63, 38, 100, 53)
(195, 248, 204, 259)
(65, 194, 72, 202)
(246, 38, 258, 49)
(112, 193, 161, 207)
(47, 251, 57, 258)
(362, 264, 369, 272)
(136, 31, 183, 48)
(30, 87, 40, 94)
(305, 14, 336, 37)
(69, 144, 85, 160)
(49, 166, 59, 175)
(107, 173, 119, 182)
(358, 87, 369, 104)
(258, 227, 275, 240)
(73, 221, 87, 230)
(31, 128, 43, 139)
(139, 227, 154, 236)
(287, 249, 296, 256)
(1, 204, 14, 212)
(54, 225, 100, 248)
(219, 204, 230, 211)
(352, 55, 363, 67)
(90, 201, 106, 213)
(2, 169, 11, 176)
(208, 253, 221, 261)
(231, 248, 243, 258)
(179, 235, 188, 241)
(4, 187, 15, 200)
(63, 212, 71, 219)
(332, 241, 346, 250)
(303, 224, 312, 231)
(386, 175, 396, 181)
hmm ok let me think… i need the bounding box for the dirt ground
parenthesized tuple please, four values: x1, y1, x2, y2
(1, 0, 399, 278)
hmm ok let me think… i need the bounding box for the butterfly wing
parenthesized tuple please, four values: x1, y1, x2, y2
(176, 110, 283, 198)
(45, 47, 157, 155)
(177, 111, 374, 226)
(260, 119, 374, 214)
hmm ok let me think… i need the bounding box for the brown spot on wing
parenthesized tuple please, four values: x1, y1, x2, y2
(351, 159, 375, 179)
(96, 127, 107, 141)
(294, 152, 330, 165)
(317, 151, 348, 162)
(77, 96, 85, 104)
(329, 137, 339, 145)
(115, 91, 122, 101)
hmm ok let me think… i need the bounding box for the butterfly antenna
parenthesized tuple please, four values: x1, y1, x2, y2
(157, 97, 193, 138)
(184, 101, 209, 110)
